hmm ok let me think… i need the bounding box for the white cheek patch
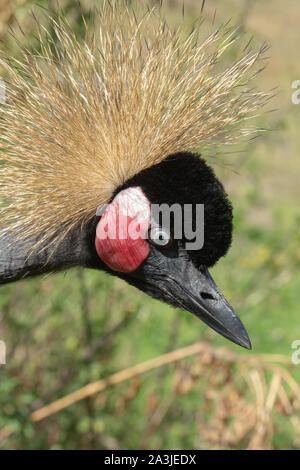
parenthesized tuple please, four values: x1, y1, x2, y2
(95, 186, 151, 272)
(114, 187, 151, 224)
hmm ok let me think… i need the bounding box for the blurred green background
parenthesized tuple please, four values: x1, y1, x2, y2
(0, 0, 300, 450)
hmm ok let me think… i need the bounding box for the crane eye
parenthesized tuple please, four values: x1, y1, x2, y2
(148, 226, 172, 248)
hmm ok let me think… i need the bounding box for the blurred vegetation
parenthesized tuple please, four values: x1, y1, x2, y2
(0, 0, 300, 450)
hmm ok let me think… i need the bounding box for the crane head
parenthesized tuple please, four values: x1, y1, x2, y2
(94, 153, 251, 349)
(0, 1, 270, 351)
(0, 152, 250, 349)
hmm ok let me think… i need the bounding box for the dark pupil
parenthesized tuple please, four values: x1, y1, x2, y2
(149, 227, 170, 247)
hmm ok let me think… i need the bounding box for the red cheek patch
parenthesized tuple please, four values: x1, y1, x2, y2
(95, 187, 151, 273)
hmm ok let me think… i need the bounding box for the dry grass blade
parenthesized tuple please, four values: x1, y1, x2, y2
(0, 340, 299, 449)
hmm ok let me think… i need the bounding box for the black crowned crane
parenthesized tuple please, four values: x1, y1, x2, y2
(0, 1, 270, 349)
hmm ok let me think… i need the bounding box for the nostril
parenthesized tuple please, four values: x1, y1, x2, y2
(200, 292, 215, 301)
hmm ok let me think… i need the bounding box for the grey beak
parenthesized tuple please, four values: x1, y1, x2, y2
(133, 252, 251, 350)
(175, 266, 251, 349)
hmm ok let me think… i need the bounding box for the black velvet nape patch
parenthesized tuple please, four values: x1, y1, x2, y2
(118, 152, 233, 268)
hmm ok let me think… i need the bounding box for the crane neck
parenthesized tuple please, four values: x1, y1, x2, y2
(0, 219, 101, 285)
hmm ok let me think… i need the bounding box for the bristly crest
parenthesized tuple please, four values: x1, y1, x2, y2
(0, 0, 271, 249)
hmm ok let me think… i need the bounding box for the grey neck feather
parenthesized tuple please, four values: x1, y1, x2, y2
(0, 221, 99, 285)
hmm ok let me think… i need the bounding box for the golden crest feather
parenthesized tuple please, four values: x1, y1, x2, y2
(0, 0, 270, 247)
